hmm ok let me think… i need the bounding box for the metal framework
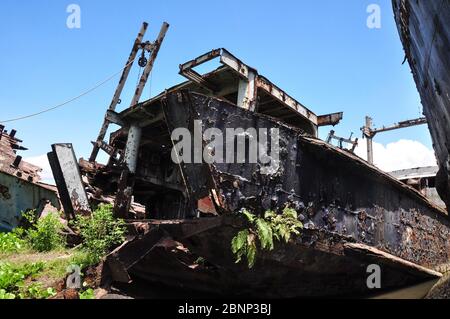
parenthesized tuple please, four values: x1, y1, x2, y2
(326, 130, 358, 153)
(89, 22, 169, 163)
(179, 48, 343, 128)
(361, 116, 428, 164)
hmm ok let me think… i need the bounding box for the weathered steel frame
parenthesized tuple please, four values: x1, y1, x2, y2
(48, 143, 91, 220)
(90, 22, 169, 163)
(89, 22, 149, 162)
(179, 48, 343, 129)
(362, 116, 427, 164)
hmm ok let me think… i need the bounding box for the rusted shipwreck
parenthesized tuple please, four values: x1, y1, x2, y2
(0, 126, 60, 232)
(49, 23, 450, 298)
(390, 166, 446, 210)
(393, 0, 450, 213)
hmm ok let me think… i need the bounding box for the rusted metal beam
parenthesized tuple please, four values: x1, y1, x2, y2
(105, 110, 125, 126)
(90, 140, 116, 157)
(219, 49, 257, 81)
(361, 116, 427, 164)
(326, 130, 358, 153)
(179, 49, 234, 94)
(363, 116, 374, 164)
(237, 69, 257, 111)
(370, 117, 427, 136)
(256, 76, 318, 125)
(113, 124, 142, 218)
(48, 144, 91, 220)
(89, 22, 149, 162)
(123, 125, 142, 174)
(0, 128, 40, 183)
(180, 48, 323, 125)
(344, 243, 442, 278)
(179, 49, 222, 72)
(317, 112, 343, 127)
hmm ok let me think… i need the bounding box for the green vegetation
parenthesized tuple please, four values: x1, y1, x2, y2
(72, 204, 126, 263)
(0, 250, 92, 299)
(0, 289, 15, 299)
(0, 262, 43, 292)
(20, 283, 57, 299)
(24, 211, 65, 252)
(0, 262, 44, 299)
(0, 211, 65, 254)
(79, 288, 95, 299)
(0, 230, 27, 253)
(231, 206, 303, 268)
(0, 205, 127, 299)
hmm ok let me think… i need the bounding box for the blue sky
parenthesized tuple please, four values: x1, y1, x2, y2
(0, 0, 433, 169)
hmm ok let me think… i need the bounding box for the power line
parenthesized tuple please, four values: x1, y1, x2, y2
(0, 59, 136, 124)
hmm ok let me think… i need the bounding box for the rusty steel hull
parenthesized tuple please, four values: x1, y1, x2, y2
(393, 0, 450, 212)
(125, 217, 440, 298)
(161, 91, 450, 271)
(98, 90, 450, 297)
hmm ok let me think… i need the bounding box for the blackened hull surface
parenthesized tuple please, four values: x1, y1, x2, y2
(161, 91, 450, 274)
(126, 216, 440, 298)
(392, 0, 450, 211)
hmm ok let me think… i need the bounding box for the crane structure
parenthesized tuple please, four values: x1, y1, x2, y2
(361, 116, 428, 164)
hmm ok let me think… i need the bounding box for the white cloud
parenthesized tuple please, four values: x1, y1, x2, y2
(24, 154, 55, 185)
(354, 139, 437, 172)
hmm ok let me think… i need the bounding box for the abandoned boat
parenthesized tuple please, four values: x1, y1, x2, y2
(48, 24, 450, 297)
(393, 0, 450, 213)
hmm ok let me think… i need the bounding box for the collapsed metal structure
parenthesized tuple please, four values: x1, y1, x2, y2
(0, 126, 60, 232)
(47, 22, 450, 297)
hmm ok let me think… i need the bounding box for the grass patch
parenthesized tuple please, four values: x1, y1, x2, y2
(0, 249, 94, 299)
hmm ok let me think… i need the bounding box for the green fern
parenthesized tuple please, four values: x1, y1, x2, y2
(231, 205, 304, 268)
(231, 229, 249, 263)
(246, 234, 257, 268)
(255, 218, 274, 251)
(241, 209, 256, 223)
(283, 207, 298, 219)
